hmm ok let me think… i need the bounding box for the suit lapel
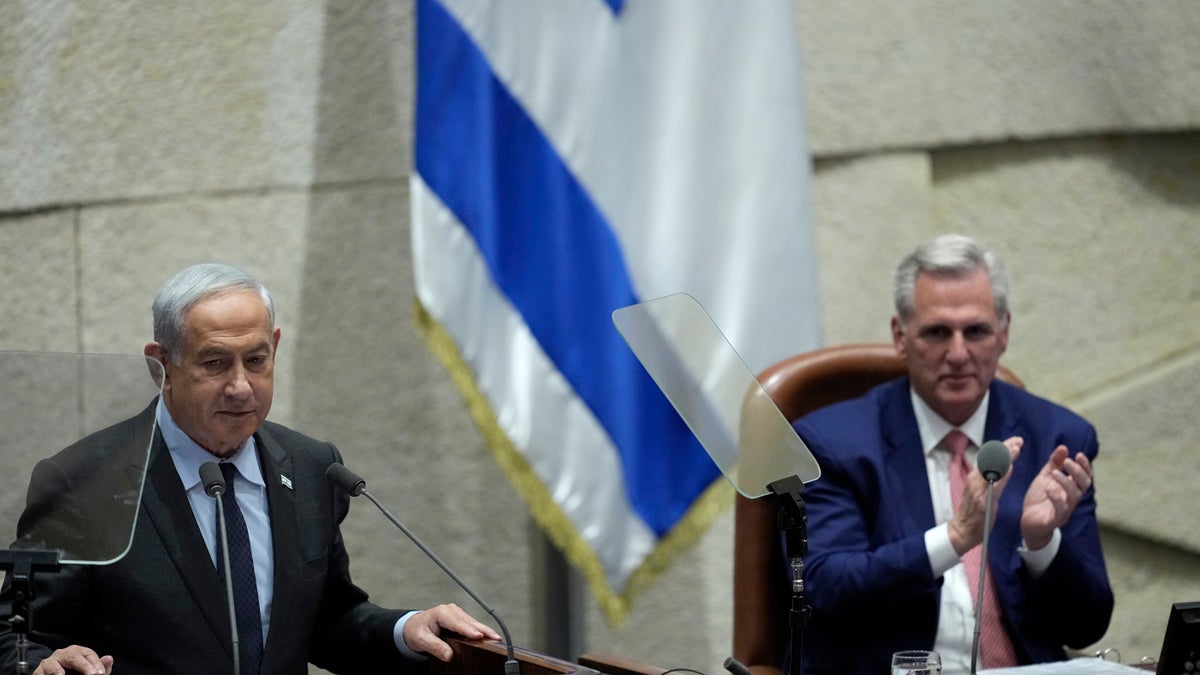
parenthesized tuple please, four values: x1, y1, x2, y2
(880, 380, 937, 534)
(254, 426, 301, 670)
(984, 381, 1020, 443)
(140, 431, 236, 654)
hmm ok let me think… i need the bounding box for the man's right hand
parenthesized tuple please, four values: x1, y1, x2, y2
(947, 436, 1022, 555)
(33, 646, 113, 675)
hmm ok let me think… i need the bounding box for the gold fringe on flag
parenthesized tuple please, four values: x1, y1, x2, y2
(414, 300, 732, 626)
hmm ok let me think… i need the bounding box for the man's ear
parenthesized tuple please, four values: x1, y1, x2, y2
(144, 342, 169, 389)
(997, 311, 1011, 356)
(890, 315, 906, 358)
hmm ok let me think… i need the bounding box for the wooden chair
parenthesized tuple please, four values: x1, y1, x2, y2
(731, 343, 1023, 675)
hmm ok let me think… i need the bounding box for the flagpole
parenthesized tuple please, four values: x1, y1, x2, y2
(535, 526, 585, 659)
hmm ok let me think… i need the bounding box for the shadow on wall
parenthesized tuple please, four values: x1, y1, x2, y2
(929, 132, 1200, 208)
(1097, 526, 1200, 666)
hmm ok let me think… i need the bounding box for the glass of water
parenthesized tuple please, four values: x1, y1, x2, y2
(891, 650, 941, 675)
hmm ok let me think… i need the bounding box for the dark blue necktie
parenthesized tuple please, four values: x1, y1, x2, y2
(216, 462, 263, 674)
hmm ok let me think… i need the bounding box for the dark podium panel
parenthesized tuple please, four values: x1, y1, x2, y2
(435, 638, 601, 675)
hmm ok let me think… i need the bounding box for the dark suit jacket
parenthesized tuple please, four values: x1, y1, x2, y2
(791, 378, 1113, 675)
(1, 401, 421, 675)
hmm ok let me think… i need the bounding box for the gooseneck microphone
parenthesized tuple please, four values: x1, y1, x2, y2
(977, 440, 1011, 483)
(724, 656, 753, 675)
(325, 463, 519, 675)
(970, 441, 1012, 675)
(199, 461, 242, 675)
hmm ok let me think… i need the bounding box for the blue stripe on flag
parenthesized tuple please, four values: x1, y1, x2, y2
(415, 0, 718, 535)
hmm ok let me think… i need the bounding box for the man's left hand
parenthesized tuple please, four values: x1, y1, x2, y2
(402, 603, 503, 662)
(1021, 445, 1093, 550)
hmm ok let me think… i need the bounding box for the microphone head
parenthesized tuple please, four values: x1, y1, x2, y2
(977, 440, 1011, 481)
(325, 463, 366, 496)
(199, 461, 226, 497)
(724, 657, 753, 675)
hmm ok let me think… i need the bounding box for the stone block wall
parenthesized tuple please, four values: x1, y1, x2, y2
(1, 1, 1197, 671)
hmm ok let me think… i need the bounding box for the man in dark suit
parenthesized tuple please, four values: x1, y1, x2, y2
(0, 263, 500, 675)
(794, 235, 1112, 675)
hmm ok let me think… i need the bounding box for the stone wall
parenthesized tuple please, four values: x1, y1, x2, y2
(1, 1, 1197, 672)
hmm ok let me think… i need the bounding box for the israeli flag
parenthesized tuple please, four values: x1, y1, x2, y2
(411, 0, 821, 623)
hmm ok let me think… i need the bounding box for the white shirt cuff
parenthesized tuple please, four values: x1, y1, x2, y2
(926, 524, 961, 578)
(1018, 527, 1061, 578)
(393, 610, 426, 661)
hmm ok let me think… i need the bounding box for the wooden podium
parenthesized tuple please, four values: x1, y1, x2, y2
(433, 638, 601, 675)
(577, 652, 668, 675)
(435, 637, 668, 675)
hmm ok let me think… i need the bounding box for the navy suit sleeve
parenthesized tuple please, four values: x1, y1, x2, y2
(790, 385, 946, 673)
(997, 410, 1113, 658)
(796, 418, 939, 616)
(274, 437, 417, 673)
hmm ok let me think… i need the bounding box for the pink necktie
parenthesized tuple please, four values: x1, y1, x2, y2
(944, 430, 1019, 668)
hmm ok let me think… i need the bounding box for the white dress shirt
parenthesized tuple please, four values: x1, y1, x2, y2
(911, 389, 1061, 674)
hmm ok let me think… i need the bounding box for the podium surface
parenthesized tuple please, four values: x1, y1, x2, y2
(434, 638, 600, 675)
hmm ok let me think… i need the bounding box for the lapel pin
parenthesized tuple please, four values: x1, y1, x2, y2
(281, 474, 293, 490)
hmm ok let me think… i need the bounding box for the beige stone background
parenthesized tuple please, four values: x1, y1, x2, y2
(1, 1, 1197, 673)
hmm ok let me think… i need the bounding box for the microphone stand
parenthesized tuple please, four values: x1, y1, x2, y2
(970, 479, 999, 675)
(767, 475, 810, 675)
(0, 549, 61, 675)
(200, 462, 241, 675)
(358, 489, 519, 675)
(328, 465, 518, 675)
(213, 488, 241, 675)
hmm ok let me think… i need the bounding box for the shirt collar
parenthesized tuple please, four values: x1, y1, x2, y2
(910, 387, 990, 457)
(155, 397, 265, 489)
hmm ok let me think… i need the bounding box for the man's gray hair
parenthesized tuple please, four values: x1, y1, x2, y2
(152, 263, 275, 362)
(893, 233, 1010, 324)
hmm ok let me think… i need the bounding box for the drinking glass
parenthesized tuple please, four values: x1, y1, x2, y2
(891, 650, 941, 675)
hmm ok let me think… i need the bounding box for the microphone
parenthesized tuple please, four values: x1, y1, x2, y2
(977, 439, 1011, 482)
(325, 463, 519, 675)
(970, 440, 1010, 675)
(724, 656, 753, 675)
(199, 461, 242, 675)
(201, 461, 227, 498)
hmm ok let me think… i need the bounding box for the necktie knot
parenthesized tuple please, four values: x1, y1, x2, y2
(942, 430, 971, 460)
(220, 462, 238, 494)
